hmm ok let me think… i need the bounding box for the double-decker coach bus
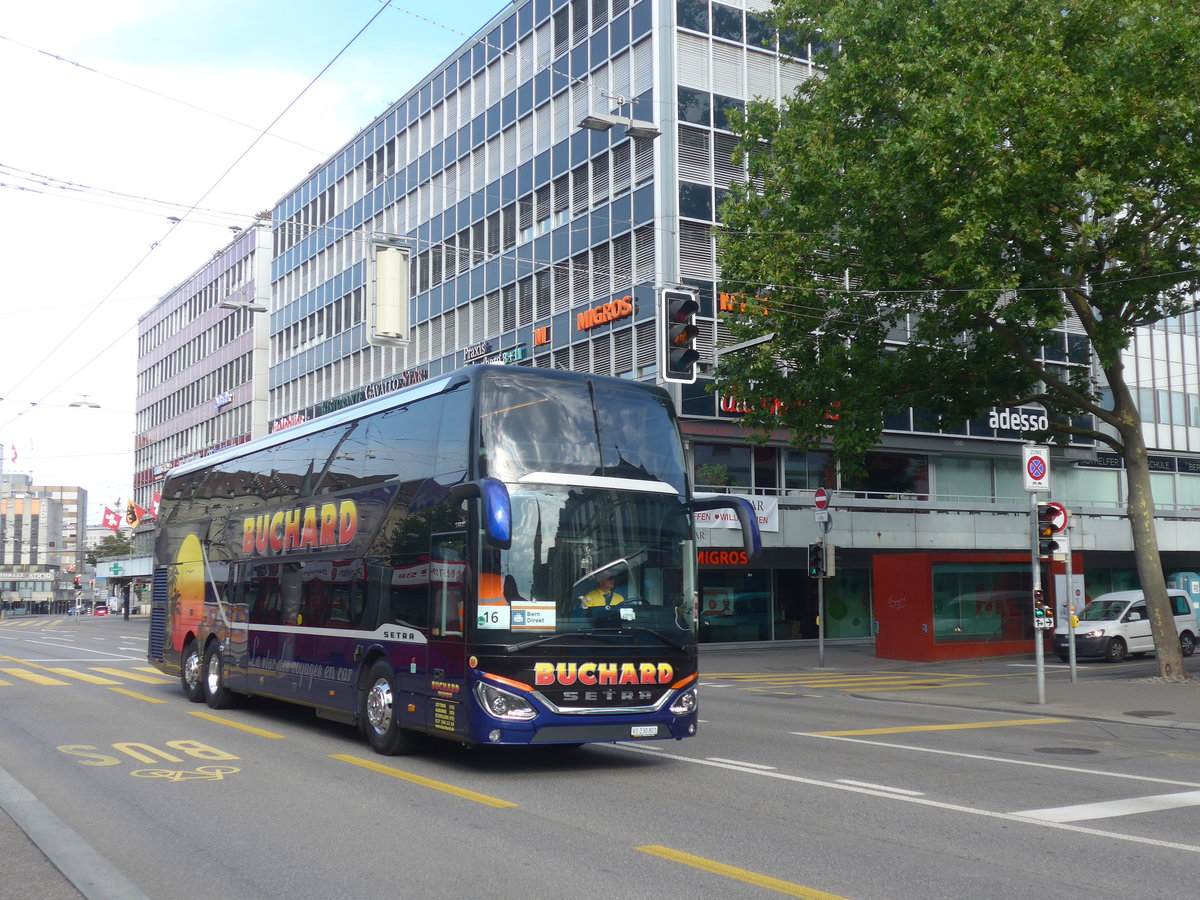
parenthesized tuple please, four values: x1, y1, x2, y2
(148, 365, 759, 753)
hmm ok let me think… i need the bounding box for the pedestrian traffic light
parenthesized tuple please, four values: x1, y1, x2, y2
(661, 289, 700, 384)
(807, 542, 825, 578)
(1036, 503, 1059, 558)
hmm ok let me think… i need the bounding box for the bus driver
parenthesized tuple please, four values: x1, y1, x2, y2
(580, 570, 625, 610)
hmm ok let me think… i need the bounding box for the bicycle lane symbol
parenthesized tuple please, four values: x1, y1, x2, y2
(131, 766, 240, 782)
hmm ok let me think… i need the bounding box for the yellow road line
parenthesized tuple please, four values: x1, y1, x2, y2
(0, 678, 12, 686)
(189, 711, 285, 739)
(809, 717, 1070, 737)
(0, 667, 69, 685)
(108, 688, 167, 703)
(46, 668, 122, 685)
(91, 667, 173, 684)
(636, 845, 852, 899)
(848, 682, 990, 693)
(331, 754, 518, 808)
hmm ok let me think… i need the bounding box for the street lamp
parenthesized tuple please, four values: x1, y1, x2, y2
(579, 93, 661, 140)
(68, 396, 101, 408)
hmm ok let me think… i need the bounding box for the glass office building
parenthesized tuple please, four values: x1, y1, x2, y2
(248, 0, 1200, 656)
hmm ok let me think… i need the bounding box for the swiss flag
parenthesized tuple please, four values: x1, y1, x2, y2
(101, 507, 122, 532)
(149, 491, 162, 519)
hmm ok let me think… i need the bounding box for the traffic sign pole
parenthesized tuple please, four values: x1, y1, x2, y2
(1031, 492, 1046, 704)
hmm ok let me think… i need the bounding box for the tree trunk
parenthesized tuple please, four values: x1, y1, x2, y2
(1121, 420, 1187, 679)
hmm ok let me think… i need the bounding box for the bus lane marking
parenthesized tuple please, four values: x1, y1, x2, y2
(636, 845, 852, 899)
(615, 744, 1200, 855)
(330, 754, 519, 808)
(189, 710, 286, 739)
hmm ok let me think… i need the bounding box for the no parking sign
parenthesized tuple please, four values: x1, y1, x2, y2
(1022, 445, 1050, 493)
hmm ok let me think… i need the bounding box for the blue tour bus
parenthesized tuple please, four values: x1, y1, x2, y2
(148, 365, 760, 753)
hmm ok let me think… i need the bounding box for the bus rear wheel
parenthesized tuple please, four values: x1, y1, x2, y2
(203, 643, 239, 709)
(362, 662, 417, 755)
(181, 639, 205, 703)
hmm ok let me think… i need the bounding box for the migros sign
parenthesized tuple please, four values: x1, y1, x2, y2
(577, 295, 633, 331)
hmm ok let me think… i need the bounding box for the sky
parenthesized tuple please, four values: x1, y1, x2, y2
(0, 0, 507, 527)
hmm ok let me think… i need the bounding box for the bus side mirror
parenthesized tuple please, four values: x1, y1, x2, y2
(690, 495, 762, 559)
(450, 478, 512, 549)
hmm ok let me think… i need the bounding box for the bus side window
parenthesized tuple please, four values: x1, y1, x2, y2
(431, 531, 466, 639)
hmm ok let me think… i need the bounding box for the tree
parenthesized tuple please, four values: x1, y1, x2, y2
(86, 532, 134, 565)
(716, 0, 1200, 677)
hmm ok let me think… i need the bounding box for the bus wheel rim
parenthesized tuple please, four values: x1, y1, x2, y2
(366, 678, 393, 733)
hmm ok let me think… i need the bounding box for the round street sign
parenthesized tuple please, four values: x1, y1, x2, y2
(814, 487, 830, 510)
(1046, 501, 1069, 533)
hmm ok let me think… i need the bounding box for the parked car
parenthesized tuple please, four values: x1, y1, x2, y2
(1053, 589, 1197, 662)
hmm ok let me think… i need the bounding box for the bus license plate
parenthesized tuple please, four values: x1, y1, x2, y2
(630, 725, 659, 738)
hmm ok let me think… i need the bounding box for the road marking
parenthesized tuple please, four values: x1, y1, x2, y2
(836, 779, 924, 797)
(330, 754, 518, 808)
(807, 717, 1068, 737)
(91, 667, 173, 684)
(805, 734, 1200, 789)
(636, 845, 851, 899)
(707, 757, 776, 770)
(849, 682, 991, 693)
(46, 668, 121, 685)
(109, 688, 167, 703)
(615, 744, 1200, 854)
(0, 667, 69, 685)
(1014, 790, 1200, 823)
(189, 711, 285, 739)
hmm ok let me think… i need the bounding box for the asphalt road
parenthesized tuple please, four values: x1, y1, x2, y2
(2, 615, 1197, 899)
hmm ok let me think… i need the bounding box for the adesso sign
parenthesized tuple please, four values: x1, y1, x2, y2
(988, 407, 1049, 433)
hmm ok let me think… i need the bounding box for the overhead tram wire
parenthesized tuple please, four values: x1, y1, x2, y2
(0, 1, 394, 431)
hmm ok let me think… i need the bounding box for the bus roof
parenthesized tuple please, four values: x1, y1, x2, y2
(163, 366, 670, 482)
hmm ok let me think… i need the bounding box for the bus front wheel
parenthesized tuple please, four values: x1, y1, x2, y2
(181, 639, 205, 703)
(203, 643, 239, 709)
(362, 662, 416, 755)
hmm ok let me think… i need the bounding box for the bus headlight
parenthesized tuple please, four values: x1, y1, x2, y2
(473, 682, 536, 720)
(669, 688, 697, 716)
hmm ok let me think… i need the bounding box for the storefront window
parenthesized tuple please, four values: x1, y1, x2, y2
(931, 563, 1033, 643)
(822, 569, 872, 639)
(694, 442, 751, 489)
(1055, 465, 1120, 508)
(783, 450, 833, 491)
(935, 456, 993, 502)
(842, 452, 928, 498)
(698, 570, 771, 643)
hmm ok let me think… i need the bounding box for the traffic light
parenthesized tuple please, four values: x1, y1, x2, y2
(661, 289, 700, 384)
(1032, 588, 1047, 618)
(1036, 503, 1059, 558)
(73, 576, 80, 588)
(807, 543, 825, 578)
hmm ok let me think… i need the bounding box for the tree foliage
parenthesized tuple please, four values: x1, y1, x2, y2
(87, 532, 134, 565)
(716, 0, 1200, 676)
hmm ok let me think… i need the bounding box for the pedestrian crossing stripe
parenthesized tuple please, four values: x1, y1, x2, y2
(90, 667, 173, 684)
(0, 667, 71, 685)
(46, 668, 122, 685)
(0, 665, 173, 686)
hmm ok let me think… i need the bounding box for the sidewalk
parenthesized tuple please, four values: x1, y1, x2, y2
(700, 641, 1200, 732)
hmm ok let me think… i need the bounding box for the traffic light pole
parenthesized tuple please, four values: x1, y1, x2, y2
(817, 536, 826, 669)
(1063, 526, 1077, 683)
(1031, 493, 1046, 705)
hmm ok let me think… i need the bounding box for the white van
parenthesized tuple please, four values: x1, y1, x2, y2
(1053, 589, 1197, 663)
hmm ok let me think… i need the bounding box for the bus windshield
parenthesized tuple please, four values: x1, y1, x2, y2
(478, 370, 687, 494)
(476, 484, 694, 645)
